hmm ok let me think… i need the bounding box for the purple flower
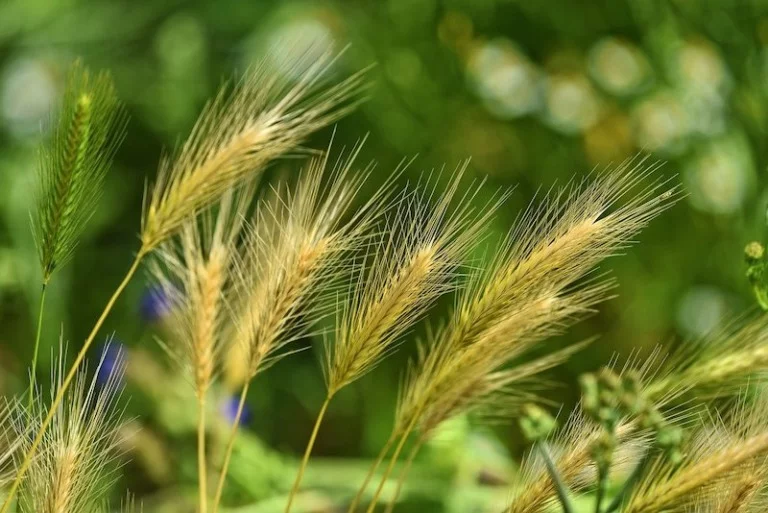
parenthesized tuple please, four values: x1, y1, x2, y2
(139, 284, 175, 322)
(95, 341, 126, 387)
(220, 394, 252, 427)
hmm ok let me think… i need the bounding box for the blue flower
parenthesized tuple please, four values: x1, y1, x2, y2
(220, 394, 252, 427)
(95, 341, 126, 387)
(139, 284, 175, 322)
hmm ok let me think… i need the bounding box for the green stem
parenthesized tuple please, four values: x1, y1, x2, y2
(212, 381, 250, 513)
(0, 249, 146, 513)
(383, 438, 422, 513)
(199, 395, 209, 513)
(285, 395, 332, 513)
(347, 430, 398, 513)
(595, 462, 609, 513)
(604, 449, 651, 513)
(538, 442, 575, 513)
(28, 284, 47, 411)
(365, 417, 417, 513)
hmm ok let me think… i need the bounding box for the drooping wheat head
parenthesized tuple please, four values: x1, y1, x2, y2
(33, 60, 127, 285)
(395, 158, 678, 441)
(141, 46, 368, 252)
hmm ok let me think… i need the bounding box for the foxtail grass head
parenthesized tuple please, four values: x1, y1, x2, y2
(229, 143, 380, 384)
(324, 165, 500, 397)
(150, 187, 251, 399)
(33, 60, 126, 285)
(140, 47, 369, 252)
(396, 157, 679, 440)
(18, 343, 125, 513)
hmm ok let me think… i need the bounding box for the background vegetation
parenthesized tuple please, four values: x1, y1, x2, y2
(1, 0, 767, 511)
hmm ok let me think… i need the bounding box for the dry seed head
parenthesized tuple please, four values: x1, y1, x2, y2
(396, 158, 676, 440)
(645, 315, 768, 403)
(33, 60, 126, 284)
(19, 343, 125, 513)
(626, 396, 768, 513)
(325, 166, 499, 396)
(150, 187, 250, 397)
(230, 143, 380, 380)
(141, 46, 368, 251)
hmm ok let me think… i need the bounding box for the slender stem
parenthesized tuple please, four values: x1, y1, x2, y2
(595, 462, 609, 513)
(212, 381, 250, 513)
(28, 284, 48, 411)
(538, 442, 575, 513)
(347, 430, 399, 513)
(285, 395, 332, 513)
(198, 395, 209, 513)
(604, 449, 651, 513)
(0, 250, 146, 513)
(383, 438, 422, 513)
(365, 417, 418, 513)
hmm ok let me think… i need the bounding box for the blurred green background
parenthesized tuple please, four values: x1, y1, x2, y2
(1, 0, 767, 511)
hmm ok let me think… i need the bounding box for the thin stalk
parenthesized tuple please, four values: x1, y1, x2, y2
(285, 395, 332, 513)
(198, 395, 209, 513)
(212, 381, 250, 513)
(383, 438, 422, 513)
(595, 462, 609, 513)
(604, 449, 651, 513)
(538, 441, 575, 513)
(347, 430, 399, 513)
(28, 284, 47, 411)
(365, 417, 418, 513)
(0, 249, 146, 513)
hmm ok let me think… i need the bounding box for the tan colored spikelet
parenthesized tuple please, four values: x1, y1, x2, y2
(141, 47, 368, 251)
(396, 158, 678, 440)
(325, 165, 500, 396)
(231, 143, 381, 381)
(626, 396, 768, 513)
(18, 342, 125, 513)
(150, 187, 250, 397)
(644, 315, 768, 403)
(714, 471, 764, 513)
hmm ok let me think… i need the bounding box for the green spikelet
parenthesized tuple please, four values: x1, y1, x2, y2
(33, 60, 127, 285)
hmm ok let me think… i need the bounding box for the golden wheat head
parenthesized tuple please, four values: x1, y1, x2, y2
(141, 46, 368, 252)
(324, 163, 502, 397)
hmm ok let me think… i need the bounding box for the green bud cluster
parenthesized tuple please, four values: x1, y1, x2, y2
(746, 241, 768, 310)
(519, 403, 558, 442)
(581, 368, 684, 465)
